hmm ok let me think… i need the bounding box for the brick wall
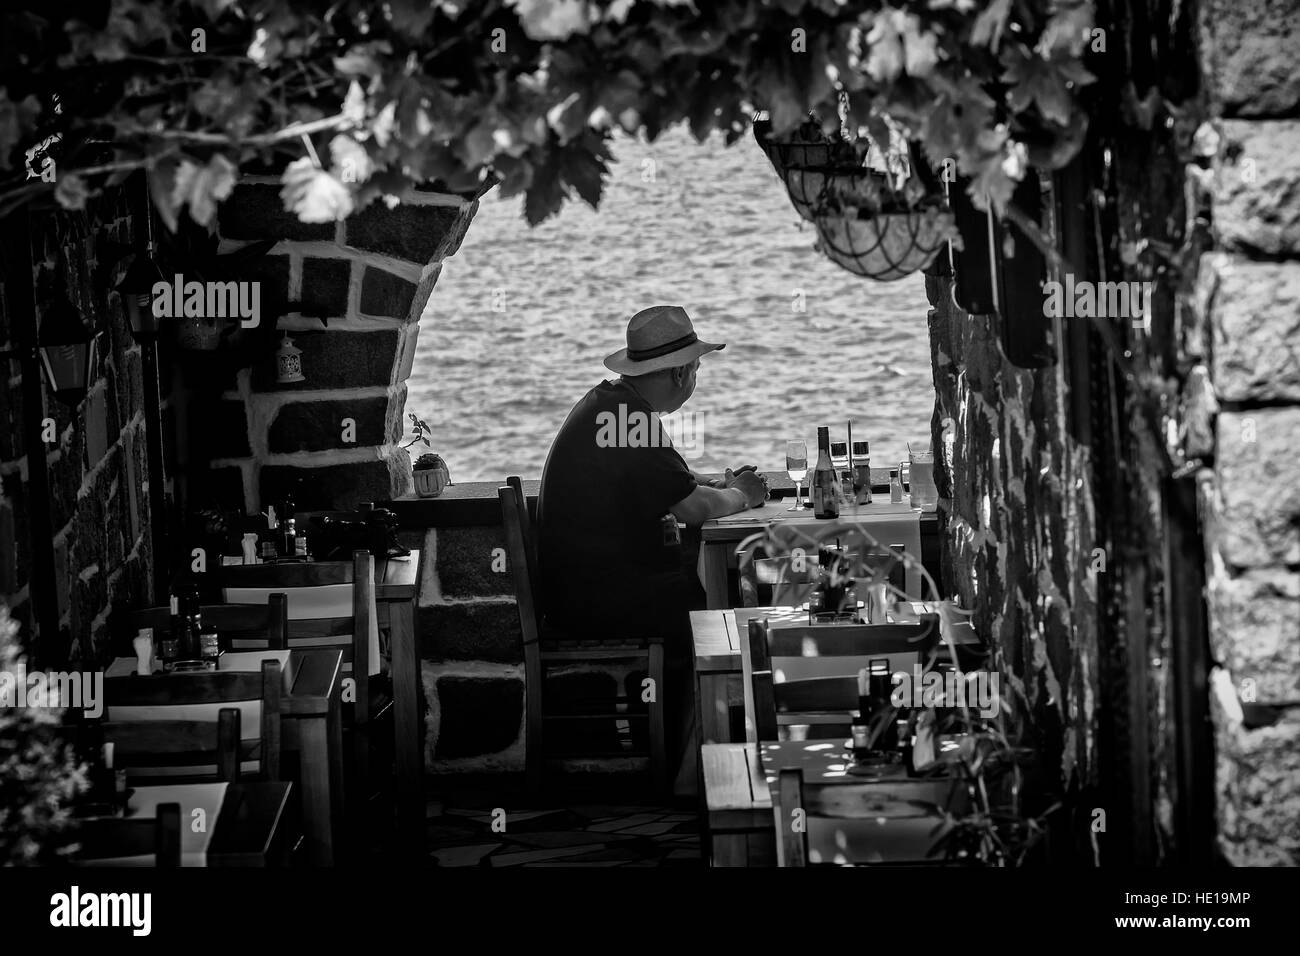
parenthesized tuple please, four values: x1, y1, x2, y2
(1197, 0, 1300, 865)
(192, 181, 480, 514)
(0, 187, 158, 664)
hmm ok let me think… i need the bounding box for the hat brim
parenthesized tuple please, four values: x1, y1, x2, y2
(603, 339, 724, 375)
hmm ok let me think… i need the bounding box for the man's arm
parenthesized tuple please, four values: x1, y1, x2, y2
(670, 484, 749, 527)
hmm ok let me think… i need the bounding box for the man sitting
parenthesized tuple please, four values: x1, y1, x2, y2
(537, 304, 766, 634)
(536, 305, 767, 790)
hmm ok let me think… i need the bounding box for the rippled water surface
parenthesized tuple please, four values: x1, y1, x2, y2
(409, 125, 934, 482)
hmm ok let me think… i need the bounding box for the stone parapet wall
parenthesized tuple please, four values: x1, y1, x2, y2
(1196, 8, 1300, 863)
(390, 490, 649, 778)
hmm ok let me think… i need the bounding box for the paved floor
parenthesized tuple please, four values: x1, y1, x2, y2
(421, 782, 704, 867)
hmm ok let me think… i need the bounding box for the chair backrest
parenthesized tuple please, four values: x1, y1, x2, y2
(128, 596, 290, 650)
(775, 767, 953, 866)
(219, 550, 377, 720)
(749, 617, 940, 741)
(499, 483, 541, 643)
(505, 475, 538, 595)
(73, 802, 181, 867)
(102, 659, 282, 782)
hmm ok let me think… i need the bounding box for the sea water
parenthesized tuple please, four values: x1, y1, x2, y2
(409, 124, 934, 482)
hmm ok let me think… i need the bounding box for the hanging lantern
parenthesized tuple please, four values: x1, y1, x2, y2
(39, 296, 95, 406)
(754, 111, 956, 281)
(115, 253, 166, 342)
(276, 334, 305, 384)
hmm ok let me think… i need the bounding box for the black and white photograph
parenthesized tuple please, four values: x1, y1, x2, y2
(0, 0, 1294, 935)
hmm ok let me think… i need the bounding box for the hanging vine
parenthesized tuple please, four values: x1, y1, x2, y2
(0, 0, 1099, 228)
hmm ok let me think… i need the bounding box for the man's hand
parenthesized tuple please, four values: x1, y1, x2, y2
(703, 463, 758, 488)
(724, 468, 768, 508)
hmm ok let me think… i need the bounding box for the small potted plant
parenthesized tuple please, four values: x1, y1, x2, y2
(403, 412, 450, 497)
(412, 453, 450, 498)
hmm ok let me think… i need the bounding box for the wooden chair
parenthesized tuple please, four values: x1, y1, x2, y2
(218, 552, 388, 837)
(126, 595, 290, 651)
(101, 660, 282, 783)
(72, 803, 181, 867)
(774, 767, 955, 866)
(499, 477, 668, 794)
(748, 617, 940, 741)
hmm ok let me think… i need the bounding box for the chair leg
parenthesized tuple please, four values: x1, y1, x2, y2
(349, 725, 370, 854)
(647, 642, 667, 796)
(525, 662, 544, 796)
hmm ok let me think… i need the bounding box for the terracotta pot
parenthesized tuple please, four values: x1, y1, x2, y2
(413, 467, 449, 498)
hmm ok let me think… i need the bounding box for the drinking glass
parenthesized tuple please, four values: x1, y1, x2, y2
(909, 449, 938, 512)
(785, 440, 808, 511)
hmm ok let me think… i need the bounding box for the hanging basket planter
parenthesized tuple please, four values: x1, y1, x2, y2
(754, 111, 953, 281)
(814, 205, 958, 282)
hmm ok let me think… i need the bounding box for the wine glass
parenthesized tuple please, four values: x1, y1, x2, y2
(785, 440, 808, 512)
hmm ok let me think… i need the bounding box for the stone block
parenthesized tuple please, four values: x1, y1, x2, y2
(418, 601, 522, 664)
(259, 453, 407, 511)
(1199, 254, 1300, 403)
(122, 348, 143, 425)
(432, 674, 523, 759)
(1214, 710, 1300, 865)
(1208, 567, 1300, 702)
(241, 253, 291, 323)
(359, 266, 417, 319)
(344, 202, 474, 264)
(51, 426, 85, 533)
(1199, 0, 1300, 117)
(266, 396, 396, 454)
(1214, 408, 1300, 568)
(71, 566, 107, 645)
(249, 329, 399, 392)
(199, 398, 252, 460)
(218, 184, 336, 242)
(435, 525, 513, 600)
(300, 257, 352, 319)
(1214, 120, 1300, 256)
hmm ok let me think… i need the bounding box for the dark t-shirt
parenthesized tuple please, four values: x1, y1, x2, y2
(537, 380, 697, 626)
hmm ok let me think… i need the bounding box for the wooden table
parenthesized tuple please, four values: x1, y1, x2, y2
(374, 554, 423, 860)
(106, 648, 343, 866)
(690, 606, 810, 749)
(699, 501, 938, 609)
(95, 781, 297, 867)
(702, 740, 959, 866)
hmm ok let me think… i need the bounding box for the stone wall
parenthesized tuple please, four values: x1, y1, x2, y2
(191, 181, 479, 515)
(401, 497, 649, 776)
(1197, 0, 1300, 866)
(0, 187, 158, 664)
(925, 272, 1101, 853)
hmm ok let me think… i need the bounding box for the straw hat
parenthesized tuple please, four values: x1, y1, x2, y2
(603, 305, 725, 375)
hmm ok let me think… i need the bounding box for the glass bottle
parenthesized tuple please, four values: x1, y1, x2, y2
(812, 426, 840, 519)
